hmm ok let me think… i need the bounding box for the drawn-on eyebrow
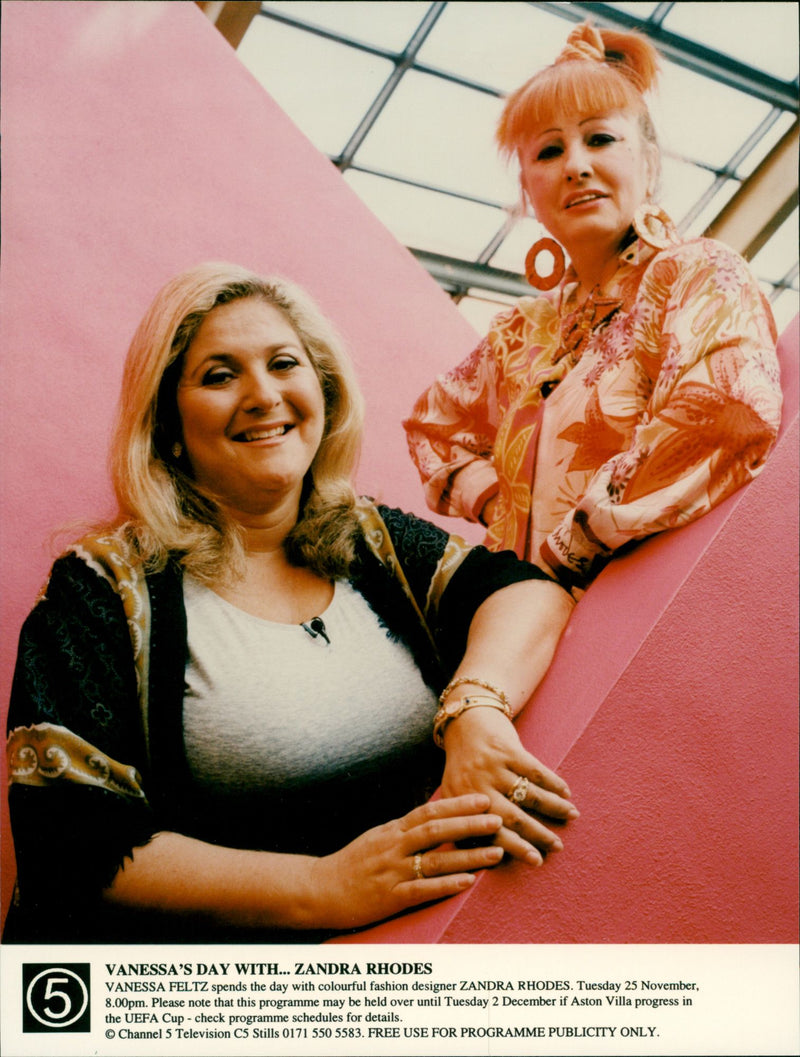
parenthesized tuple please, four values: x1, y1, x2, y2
(533, 114, 610, 139)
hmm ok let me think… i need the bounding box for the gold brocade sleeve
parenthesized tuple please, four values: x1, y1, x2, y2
(7, 723, 147, 801)
(71, 531, 152, 759)
(354, 498, 471, 659)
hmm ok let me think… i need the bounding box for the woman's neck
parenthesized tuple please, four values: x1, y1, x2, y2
(212, 494, 334, 623)
(569, 250, 619, 301)
(567, 223, 636, 300)
(224, 491, 302, 556)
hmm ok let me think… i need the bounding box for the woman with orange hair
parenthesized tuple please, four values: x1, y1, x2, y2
(405, 22, 781, 595)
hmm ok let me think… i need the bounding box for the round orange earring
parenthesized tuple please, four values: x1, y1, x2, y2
(525, 238, 565, 291)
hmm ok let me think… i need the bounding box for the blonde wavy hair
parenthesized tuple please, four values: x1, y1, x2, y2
(109, 262, 365, 582)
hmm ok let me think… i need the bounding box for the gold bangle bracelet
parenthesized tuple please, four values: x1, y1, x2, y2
(438, 676, 510, 710)
(433, 695, 512, 749)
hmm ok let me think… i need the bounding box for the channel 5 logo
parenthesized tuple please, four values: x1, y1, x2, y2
(22, 964, 91, 1032)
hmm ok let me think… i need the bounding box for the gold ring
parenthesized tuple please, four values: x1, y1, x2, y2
(507, 775, 529, 805)
(413, 853, 425, 880)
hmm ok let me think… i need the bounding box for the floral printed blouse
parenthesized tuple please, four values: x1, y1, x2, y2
(404, 213, 782, 592)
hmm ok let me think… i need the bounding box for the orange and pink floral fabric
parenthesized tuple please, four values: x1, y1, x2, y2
(404, 218, 782, 591)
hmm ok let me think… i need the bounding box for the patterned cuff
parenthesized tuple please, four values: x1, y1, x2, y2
(541, 509, 612, 591)
(452, 462, 500, 523)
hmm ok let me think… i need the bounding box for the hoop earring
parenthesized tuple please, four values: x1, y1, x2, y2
(525, 238, 565, 291)
(632, 203, 673, 250)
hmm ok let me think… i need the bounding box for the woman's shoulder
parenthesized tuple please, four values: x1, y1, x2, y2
(355, 498, 452, 549)
(648, 233, 757, 280)
(626, 208, 746, 273)
(489, 294, 560, 337)
(67, 526, 145, 585)
(37, 525, 166, 618)
(23, 536, 138, 633)
(353, 499, 476, 582)
(634, 234, 766, 316)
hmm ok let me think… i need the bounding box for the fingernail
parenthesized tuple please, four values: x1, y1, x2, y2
(550, 838, 564, 852)
(526, 850, 543, 867)
(487, 846, 504, 861)
(567, 807, 580, 819)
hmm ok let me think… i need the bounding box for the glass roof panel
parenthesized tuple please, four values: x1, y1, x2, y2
(342, 171, 507, 258)
(458, 291, 517, 333)
(749, 207, 800, 282)
(663, 1, 799, 81)
(735, 110, 797, 179)
(769, 288, 800, 333)
(261, 0, 431, 51)
(605, 2, 660, 16)
(237, 16, 392, 157)
(237, 2, 798, 307)
(653, 59, 774, 170)
(415, 2, 570, 92)
(352, 70, 517, 203)
(489, 216, 546, 273)
(659, 156, 720, 224)
(680, 178, 741, 237)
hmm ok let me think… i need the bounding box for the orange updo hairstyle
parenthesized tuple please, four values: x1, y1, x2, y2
(497, 21, 661, 157)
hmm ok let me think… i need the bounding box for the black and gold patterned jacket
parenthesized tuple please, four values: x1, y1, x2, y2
(5, 499, 550, 942)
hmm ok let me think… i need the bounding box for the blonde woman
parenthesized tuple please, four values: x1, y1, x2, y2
(6, 263, 576, 942)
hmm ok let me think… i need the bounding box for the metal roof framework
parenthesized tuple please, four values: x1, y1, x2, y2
(201, 1, 800, 326)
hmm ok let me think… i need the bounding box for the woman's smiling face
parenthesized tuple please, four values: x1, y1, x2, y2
(176, 297, 326, 518)
(519, 108, 655, 264)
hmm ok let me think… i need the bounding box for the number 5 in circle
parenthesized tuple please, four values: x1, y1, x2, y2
(24, 965, 90, 1031)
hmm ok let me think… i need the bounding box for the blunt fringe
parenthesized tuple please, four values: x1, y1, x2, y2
(108, 263, 365, 583)
(497, 25, 661, 158)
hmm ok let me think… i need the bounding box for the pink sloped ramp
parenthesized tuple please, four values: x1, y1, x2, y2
(333, 317, 799, 944)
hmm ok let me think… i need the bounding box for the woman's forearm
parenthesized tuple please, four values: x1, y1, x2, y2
(437, 579, 578, 863)
(451, 578, 574, 714)
(103, 796, 509, 933)
(104, 831, 323, 930)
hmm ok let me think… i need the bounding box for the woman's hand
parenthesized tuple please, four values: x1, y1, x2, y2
(310, 794, 504, 930)
(440, 707, 578, 865)
(437, 579, 577, 864)
(479, 493, 500, 527)
(103, 799, 502, 934)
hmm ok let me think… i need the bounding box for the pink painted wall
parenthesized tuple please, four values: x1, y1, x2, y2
(2, 2, 797, 945)
(338, 363, 799, 943)
(0, 0, 480, 923)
